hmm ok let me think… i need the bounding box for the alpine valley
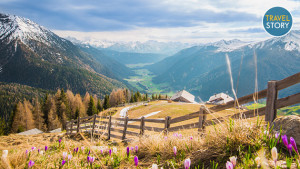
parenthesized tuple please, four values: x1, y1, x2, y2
(1, 12, 300, 117)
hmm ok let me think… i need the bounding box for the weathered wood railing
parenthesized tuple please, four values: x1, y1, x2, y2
(66, 72, 300, 141)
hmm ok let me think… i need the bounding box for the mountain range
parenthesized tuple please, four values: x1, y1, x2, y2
(148, 31, 300, 100)
(67, 37, 194, 56)
(0, 13, 133, 98)
(1, 12, 299, 104)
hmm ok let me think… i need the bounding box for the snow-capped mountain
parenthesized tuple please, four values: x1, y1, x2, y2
(208, 39, 250, 52)
(0, 13, 64, 49)
(0, 13, 130, 97)
(68, 37, 196, 56)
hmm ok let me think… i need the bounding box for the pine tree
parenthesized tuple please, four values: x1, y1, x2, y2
(97, 99, 103, 112)
(103, 95, 110, 110)
(152, 94, 155, 100)
(87, 96, 97, 116)
(158, 94, 162, 100)
(145, 93, 148, 101)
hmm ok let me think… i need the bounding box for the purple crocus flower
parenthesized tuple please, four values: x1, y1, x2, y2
(61, 160, 66, 166)
(126, 147, 130, 157)
(135, 146, 138, 153)
(31, 147, 36, 151)
(88, 150, 90, 155)
(89, 157, 95, 163)
(226, 161, 234, 169)
(76, 147, 79, 153)
(275, 133, 279, 139)
(173, 146, 177, 157)
(68, 154, 72, 161)
(25, 150, 28, 157)
(59, 139, 62, 145)
(190, 136, 193, 140)
(81, 146, 84, 152)
(87, 156, 90, 162)
(100, 149, 103, 154)
(282, 135, 289, 148)
(134, 156, 138, 167)
(131, 147, 134, 152)
(109, 149, 112, 156)
(28, 160, 35, 168)
(288, 144, 293, 156)
(45, 146, 48, 151)
(184, 158, 191, 169)
(290, 137, 299, 153)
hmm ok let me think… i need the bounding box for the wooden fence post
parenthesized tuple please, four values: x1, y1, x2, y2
(265, 81, 278, 123)
(76, 116, 80, 133)
(107, 116, 112, 140)
(164, 116, 171, 134)
(91, 114, 97, 136)
(122, 117, 129, 140)
(198, 105, 207, 132)
(140, 116, 145, 136)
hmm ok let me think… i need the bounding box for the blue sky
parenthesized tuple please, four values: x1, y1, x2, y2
(1, 0, 300, 43)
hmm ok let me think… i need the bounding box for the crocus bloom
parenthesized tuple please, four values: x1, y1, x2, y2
(173, 146, 177, 157)
(134, 156, 138, 167)
(271, 147, 278, 165)
(135, 146, 138, 153)
(61, 160, 66, 166)
(68, 154, 72, 161)
(81, 146, 84, 152)
(109, 149, 112, 156)
(126, 147, 130, 157)
(264, 130, 269, 135)
(38, 149, 40, 153)
(255, 157, 261, 166)
(31, 147, 36, 151)
(87, 156, 90, 162)
(226, 161, 233, 169)
(282, 135, 289, 148)
(59, 139, 61, 144)
(45, 146, 48, 151)
(290, 137, 299, 153)
(88, 150, 90, 155)
(113, 147, 117, 154)
(152, 164, 158, 169)
(89, 157, 95, 163)
(39, 150, 44, 155)
(131, 147, 134, 152)
(164, 136, 168, 141)
(288, 144, 293, 156)
(190, 136, 193, 140)
(229, 156, 237, 167)
(28, 160, 34, 168)
(178, 134, 182, 138)
(63, 152, 67, 160)
(25, 150, 28, 157)
(76, 147, 79, 153)
(100, 149, 103, 154)
(275, 133, 279, 139)
(184, 158, 191, 169)
(2, 150, 8, 158)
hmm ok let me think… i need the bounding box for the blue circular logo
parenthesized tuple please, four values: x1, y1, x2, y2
(263, 7, 292, 36)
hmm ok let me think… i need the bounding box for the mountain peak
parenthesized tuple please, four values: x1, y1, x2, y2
(0, 13, 53, 45)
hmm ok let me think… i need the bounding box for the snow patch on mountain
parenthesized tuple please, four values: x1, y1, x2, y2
(0, 13, 65, 50)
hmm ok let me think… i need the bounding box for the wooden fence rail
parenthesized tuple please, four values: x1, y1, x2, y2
(66, 72, 300, 141)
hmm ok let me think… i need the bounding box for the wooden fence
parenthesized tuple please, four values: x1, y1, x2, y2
(66, 72, 300, 141)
